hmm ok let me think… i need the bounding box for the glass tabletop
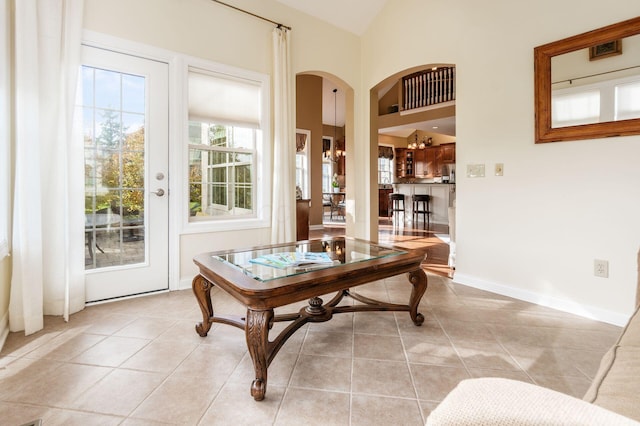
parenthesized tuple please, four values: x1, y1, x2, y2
(212, 238, 406, 282)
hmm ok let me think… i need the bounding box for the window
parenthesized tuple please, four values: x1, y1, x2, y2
(295, 130, 310, 199)
(321, 137, 333, 193)
(378, 145, 394, 185)
(186, 65, 269, 227)
(189, 123, 256, 218)
(615, 80, 640, 121)
(378, 157, 393, 184)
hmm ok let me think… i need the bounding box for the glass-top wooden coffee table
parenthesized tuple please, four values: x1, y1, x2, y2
(192, 237, 428, 400)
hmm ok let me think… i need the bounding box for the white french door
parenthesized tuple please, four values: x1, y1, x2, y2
(81, 45, 169, 302)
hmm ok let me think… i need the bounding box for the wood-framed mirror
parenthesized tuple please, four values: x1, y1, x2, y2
(534, 16, 640, 143)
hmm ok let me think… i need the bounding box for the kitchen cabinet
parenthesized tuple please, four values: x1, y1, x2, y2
(395, 144, 455, 179)
(425, 148, 435, 177)
(414, 149, 426, 177)
(441, 143, 456, 163)
(405, 150, 414, 176)
(424, 147, 444, 177)
(425, 146, 446, 177)
(433, 147, 443, 176)
(394, 148, 415, 178)
(296, 199, 310, 241)
(378, 188, 393, 216)
(395, 148, 406, 178)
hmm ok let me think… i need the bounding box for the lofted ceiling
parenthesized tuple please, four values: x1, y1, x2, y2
(281, 0, 455, 139)
(275, 0, 389, 36)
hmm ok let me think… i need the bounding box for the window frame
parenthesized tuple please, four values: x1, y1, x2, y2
(181, 57, 271, 234)
(378, 156, 393, 185)
(295, 128, 310, 199)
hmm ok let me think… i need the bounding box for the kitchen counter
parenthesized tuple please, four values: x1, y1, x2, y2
(392, 183, 455, 226)
(392, 181, 455, 185)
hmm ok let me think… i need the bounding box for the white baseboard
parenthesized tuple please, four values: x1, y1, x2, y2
(452, 273, 630, 327)
(0, 310, 9, 352)
(179, 277, 193, 291)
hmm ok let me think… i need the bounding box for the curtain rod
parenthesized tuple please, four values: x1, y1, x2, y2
(552, 64, 640, 85)
(211, 0, 292, 31)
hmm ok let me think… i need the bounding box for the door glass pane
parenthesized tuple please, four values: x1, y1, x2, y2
(82, 65, 146, 270)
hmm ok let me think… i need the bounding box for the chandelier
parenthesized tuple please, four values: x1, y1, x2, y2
(409, 133, 433, 150)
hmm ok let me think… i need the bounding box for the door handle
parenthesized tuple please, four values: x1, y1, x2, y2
(151, 188, 165, 197)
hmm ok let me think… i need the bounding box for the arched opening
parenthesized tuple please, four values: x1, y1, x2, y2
(370, 64, 456, 276)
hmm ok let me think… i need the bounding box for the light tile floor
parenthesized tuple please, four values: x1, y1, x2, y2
(1, 273, 622, 425)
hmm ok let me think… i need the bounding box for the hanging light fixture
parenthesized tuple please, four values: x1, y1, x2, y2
(334, 88, 338, 160)
(325, 88, 344, 161)
(409, 133, 418, 149)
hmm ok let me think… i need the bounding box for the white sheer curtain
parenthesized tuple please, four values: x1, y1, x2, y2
(10, 0, 85, 335)
(271, 27, 296, 243)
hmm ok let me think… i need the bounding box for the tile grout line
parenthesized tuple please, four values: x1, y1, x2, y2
(273, 321, 310, 425)
(388, 276, 426, 424)
(349, 304, 356, 426)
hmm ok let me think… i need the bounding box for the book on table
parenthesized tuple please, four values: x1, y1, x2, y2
(249, 252, 334, 269)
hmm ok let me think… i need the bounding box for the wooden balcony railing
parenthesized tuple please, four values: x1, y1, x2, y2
(402, 67, 455, 111)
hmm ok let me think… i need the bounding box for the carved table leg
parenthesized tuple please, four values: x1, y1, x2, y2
(246, 309, 273, 401)
(192, 275, 215, 336)
(408, 269, 428, 325)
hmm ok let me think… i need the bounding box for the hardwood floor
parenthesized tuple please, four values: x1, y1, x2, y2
(310, 217, 453, 278)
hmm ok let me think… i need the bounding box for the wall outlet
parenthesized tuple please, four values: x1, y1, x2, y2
(495, 163, 504, 176)
(594, 259, 609, 278)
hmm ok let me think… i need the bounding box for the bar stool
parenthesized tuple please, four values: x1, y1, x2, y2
(388, 193, 405, 224)
(412, 194, 431, 229)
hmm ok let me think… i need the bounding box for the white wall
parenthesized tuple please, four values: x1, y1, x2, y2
(362, 0, 640, 325)
(83, 0, 361, 286)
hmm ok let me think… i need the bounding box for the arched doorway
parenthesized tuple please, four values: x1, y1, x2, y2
(296, 72, 355, 235)
(370, 64, 457, 276)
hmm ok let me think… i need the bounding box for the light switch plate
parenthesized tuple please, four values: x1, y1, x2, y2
(466, 164, 485, 178)
(495, 163, 504, 176)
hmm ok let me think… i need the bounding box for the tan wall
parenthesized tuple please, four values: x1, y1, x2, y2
(378, 81, 400, 115)
(296, 74, 323, 226)
(378, 134, 406, 149)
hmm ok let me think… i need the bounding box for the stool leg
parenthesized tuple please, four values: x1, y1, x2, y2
(423, 202, 427, 230)
(427, 209, 430, 229)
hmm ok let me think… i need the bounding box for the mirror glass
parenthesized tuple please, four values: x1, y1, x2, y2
(534, 16, 640, 143)
(551, 33, 640, 128)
